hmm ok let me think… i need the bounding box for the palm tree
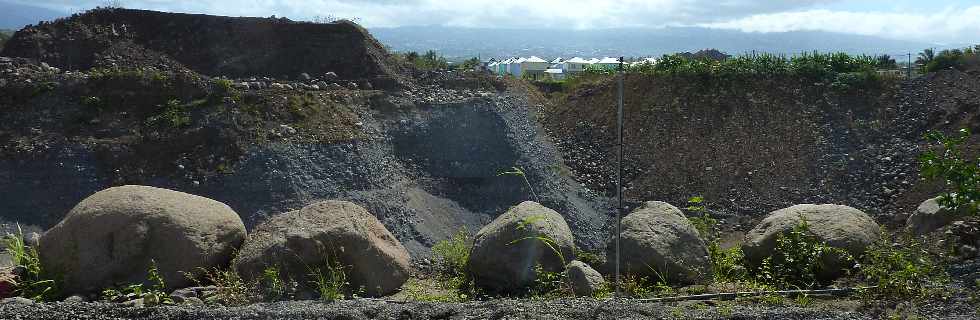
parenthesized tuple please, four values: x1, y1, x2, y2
(915, 48, 935, 66)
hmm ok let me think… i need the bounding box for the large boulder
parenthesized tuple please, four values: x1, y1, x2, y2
(606, 201, 711, 285)
(907, 196, 968, 235)
(38, 185, 246, 294)
(468, 201, 575, 292)
(232, 200, 411, 297)
(742, 204, 880, 280)
(565, 260, 605, 297)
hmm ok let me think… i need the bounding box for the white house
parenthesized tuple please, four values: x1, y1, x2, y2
(596, 57, 621, 70)
(520, 56, 550, 79)
(562, 57, 591, 75)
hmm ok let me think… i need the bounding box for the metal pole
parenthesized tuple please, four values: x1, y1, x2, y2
(615, 56, 624, 297)
(907, 53, 912, 78)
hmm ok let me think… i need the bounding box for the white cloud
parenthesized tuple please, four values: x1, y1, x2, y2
(700, 7, 980, 44)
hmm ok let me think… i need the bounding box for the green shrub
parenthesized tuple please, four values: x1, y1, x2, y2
(3, 226, 60, 301)
(259, 266, 287, 301)
(753, 218, 852, 289)
(920, 128, 980, 216)
(432, 229, 470, 279)
(858, 233, 947, 300)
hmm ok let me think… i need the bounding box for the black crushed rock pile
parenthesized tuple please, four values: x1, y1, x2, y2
(0, 8, 406, 87)
(542, 69, 980, 230)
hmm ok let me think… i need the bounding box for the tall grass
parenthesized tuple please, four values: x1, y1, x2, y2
(3, 226, 59, 301)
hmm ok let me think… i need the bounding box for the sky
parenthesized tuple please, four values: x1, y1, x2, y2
(5, 0, 979, 44)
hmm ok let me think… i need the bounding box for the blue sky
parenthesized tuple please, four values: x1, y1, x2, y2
(4, 0, 979, 44)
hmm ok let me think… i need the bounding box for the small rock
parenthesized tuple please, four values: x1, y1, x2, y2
(299, 73, 311, 80)
(1, 297, 34, 305)
(566, 260, 605, 297)
(182, 297, 204, 305)
(64, 295, 86, 303)
(122, 298, 144, 307)
(324, 72, 338, 79)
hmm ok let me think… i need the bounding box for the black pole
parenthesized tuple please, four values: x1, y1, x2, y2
(615, 56, 624, 297)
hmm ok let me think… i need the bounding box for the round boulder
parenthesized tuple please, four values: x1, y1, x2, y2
(907, 196, 967, 235)
(742, 204, 880, 280)
(38, 185, 246, 294)
(607, 201, 711, 285)
(468, 201, 575, 292)
(565, 260, 605, 297)
(232, 200, 411, 297)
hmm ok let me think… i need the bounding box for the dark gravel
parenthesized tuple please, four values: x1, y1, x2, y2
(3, 297, 975, 320)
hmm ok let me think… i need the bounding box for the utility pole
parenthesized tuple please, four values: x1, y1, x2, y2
(907, 52, 912, 78)
(615, 56, 624, 297)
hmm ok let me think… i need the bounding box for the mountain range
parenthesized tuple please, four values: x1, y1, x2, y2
(0, 2, 945, 61)
(370, 26, 939, 60)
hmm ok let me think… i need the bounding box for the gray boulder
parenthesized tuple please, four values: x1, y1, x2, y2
(38, 185, 246, 294)
(607, 201, 711, 285)
(468, 201, 575, 292)
(742, 204, 880, 280)
(907, 196, 967, 235)
(232, 200, 411, 297)
(565, 260, 605, 297)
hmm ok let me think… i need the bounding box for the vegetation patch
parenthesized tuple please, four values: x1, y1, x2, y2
(3, 226, 60, 301)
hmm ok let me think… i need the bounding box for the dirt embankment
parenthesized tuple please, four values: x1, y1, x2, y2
(1, 8, 406, 87)
(0, 9, 611, 258)
(542, 69, 980, 228)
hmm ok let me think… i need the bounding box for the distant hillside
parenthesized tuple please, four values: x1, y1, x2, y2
(0, 2, 68, 29)
(372, 26, 936, 59)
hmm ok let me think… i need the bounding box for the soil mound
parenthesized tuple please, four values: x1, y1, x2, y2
(1, 8, 405, 86)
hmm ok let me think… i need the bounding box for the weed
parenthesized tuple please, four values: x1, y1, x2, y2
(683, 196, 747, 282)
(103, 260, 172, 305)
(572, 247, 603, 267)
(498, 166, 538, 202)
(147, 99, 191, 128)
(259, 266, 287, 301)
(432, 229, 470, 279)
(81, 95, 104, 110)
(309, 256, 349, 301)
(184, 266, 251, 306)
(858, 232, 947, 301)
(3, 225, 60, 301)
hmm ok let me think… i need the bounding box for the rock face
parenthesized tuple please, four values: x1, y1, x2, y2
(907, 196, 967, 235)
(232, 200, 411, 297)
(607, 201, 711, 285)
(38, 185, 246, 294)
(565, 260, 605, 297)
(468, 201, 576, 292)
(742, 204, 880, 280)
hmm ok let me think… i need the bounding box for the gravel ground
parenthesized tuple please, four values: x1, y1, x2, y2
(0, 297, 976, 320)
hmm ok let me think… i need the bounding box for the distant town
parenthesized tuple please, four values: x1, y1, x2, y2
(484, 56, 658, 80)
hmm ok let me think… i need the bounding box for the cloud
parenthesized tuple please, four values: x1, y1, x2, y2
(700, 7, 980, 44)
